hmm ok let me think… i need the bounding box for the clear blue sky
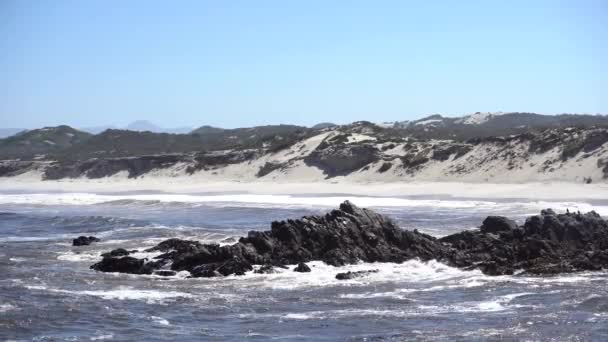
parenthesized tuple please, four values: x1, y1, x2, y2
(1, 0, 607, 129)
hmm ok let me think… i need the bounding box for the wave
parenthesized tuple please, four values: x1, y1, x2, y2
(1, 193, 606, 215)
(24, 285, 195, 304)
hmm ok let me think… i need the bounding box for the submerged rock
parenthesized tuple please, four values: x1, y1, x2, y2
(335, 269, 379, 280)
(254, 264, 285, 274)
(73, 236, 100, 246)
(293, 262, 311, 273)
(90, 202, 608, 277)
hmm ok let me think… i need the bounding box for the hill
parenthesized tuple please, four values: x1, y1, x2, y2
(0, 126, 92, 160)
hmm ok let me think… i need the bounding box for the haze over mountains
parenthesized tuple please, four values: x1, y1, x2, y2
(1, 112, 607, 183)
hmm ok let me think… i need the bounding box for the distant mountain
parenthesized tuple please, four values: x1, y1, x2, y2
(80, 125, 117, 134)
(80, 121, 193, 134)
(0, 128, 27, 138)
(0, 125, 92, 159)
(125, 120, 193, 134)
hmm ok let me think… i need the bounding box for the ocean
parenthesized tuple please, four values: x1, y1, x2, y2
(1, 192, 608, 341)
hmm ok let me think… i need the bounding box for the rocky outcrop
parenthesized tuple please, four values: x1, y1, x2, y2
(73, 236, 100, 246)
(91, 201, 444, 277)
(90, 202, 608, 277)
(439, 209, 608, 275)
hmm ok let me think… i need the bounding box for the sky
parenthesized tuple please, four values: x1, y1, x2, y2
(1, 0, 607, 129)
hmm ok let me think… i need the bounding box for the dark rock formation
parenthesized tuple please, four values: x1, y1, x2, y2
(293, 262, 311, 272)
(90, 201, 608, 278)
(335, 269, 379, 280)
(440, 209, 608, 275)
(73, 236, 100, 246)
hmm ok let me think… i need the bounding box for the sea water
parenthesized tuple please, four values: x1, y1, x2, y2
(1, 192, 607, 340)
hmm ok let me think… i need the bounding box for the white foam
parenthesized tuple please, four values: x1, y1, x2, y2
(241, 259, 483, 291)
(0, 303, 18, 313)
(24, 285, 194, 303)
(57, 251, 101, 262)
(90, 334, 114, 341)
(9, 257, 27, 262)
(150, 316, 170, 326)
(2, 192, 606, 215)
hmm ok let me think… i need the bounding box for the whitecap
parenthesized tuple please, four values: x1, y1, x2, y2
(150, 316, 170, 326)
(24, 285, 194, 303)
(0, 303, 18, 313)
(90, 334, 114, 341)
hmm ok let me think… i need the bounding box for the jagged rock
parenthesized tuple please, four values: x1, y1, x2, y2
(90, 202, 608, 278)
(293, 262, 311, 273)
(335, 269, 379, 280)
(73, 236, 100, 246)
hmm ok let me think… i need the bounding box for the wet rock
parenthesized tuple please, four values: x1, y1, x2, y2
(254, 264, 280, 274)
(154, 270, 177, 277)
(101, 248, 131, 258)
(91, 256, 147, 274)
(189, 257, 252, 278)
(293, 262, 311, 273)
(335, 269, 379, 280)
(73, 236, 100, 246)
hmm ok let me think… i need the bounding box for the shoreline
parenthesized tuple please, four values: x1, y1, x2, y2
(1, 176, 607, 201)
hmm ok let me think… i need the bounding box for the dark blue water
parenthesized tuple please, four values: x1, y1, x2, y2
(1, 193, 608, 341)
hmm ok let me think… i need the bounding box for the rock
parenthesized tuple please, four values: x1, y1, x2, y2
(189, 257, 252, 278)
(480, 216, 517, 234)
(541, 208, 556, 216)
(293, 262, 311, 273)
(91, 256, 147, 274)
(154, 270, 177, 277)
(90, 202, 608, 278)
(254, 264, 280, 274)
(73, 236, 100, 246)
(101, 248, 131, 258)
(335, 269, 379, 280)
